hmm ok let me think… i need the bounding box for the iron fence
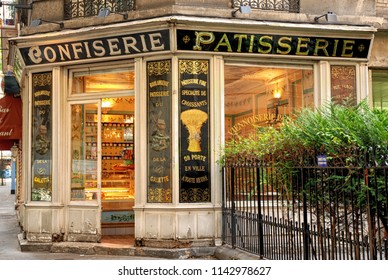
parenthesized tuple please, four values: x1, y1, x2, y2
(232, 0, 300, 13)
(222, 161, 388, 260)
(64, 0, 136, 19)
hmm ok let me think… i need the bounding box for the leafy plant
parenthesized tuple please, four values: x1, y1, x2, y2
(221, 100, 388, 168)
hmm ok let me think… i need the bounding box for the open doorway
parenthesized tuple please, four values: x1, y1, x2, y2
(70, 97, 135, 245)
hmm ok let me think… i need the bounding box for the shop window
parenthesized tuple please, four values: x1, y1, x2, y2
(71, 68, 134, 94)
(224, 65, 314, 141)
(371, 70, 388, 109)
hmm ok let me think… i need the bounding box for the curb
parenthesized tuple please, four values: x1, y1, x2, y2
(18, 234, 260, 260)
(214, 245, 262, 260)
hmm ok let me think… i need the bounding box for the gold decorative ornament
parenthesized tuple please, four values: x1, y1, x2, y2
(33, 73, 52, 87)
(147, 60, 171, 76)
(179, 60, 208, 75)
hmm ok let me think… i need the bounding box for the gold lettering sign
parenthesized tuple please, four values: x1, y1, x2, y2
(177, 30, 371, 59)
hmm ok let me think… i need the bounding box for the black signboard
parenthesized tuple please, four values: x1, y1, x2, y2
(177, 29, 371, 59)
(31, 72, 53, 201)
(179, 59, 210, 203)
(147, 60, 172, 203)
(19, 29, 170, 66)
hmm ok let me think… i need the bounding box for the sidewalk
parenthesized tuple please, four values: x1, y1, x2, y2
(0, 178, 22, 259)
(0, 178, 259, 260)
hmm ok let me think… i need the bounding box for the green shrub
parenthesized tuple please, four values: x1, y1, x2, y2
(221, 100, 388, 167)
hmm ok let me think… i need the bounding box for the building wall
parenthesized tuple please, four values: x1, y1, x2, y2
(301, 0, 376, 16)
(30, 0, 64, 21)
(377, 0, 388, 16)
(136, 0, 229, 9)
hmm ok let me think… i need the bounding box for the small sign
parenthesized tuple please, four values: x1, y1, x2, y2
(317, 155, 328, 167)
(102, 211, 134, 223)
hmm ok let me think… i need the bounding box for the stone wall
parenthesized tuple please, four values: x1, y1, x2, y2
(30, 0, 64, 21)
(301, 0, 376, 16)
(136, 0, 230, 9)
(377, 0, 388, 16)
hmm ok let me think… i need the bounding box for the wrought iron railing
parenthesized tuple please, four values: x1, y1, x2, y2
(64, 0, 136, 20)
(222, 159, 388, 260)
(233, 0, 300, 13)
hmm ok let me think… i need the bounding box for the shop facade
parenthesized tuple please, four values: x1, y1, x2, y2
(12, 16, 375, 247)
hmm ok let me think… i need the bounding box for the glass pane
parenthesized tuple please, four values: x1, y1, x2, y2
(70, 103, 98, 201)
(372, 70, 388, 110)
(224, 65, 314, 141)
(71, 69, 134, 94)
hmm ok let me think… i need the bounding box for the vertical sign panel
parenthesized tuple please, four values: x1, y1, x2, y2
(331, 65, 357, 105)
(147, 60, 172, 203)
(179, 59, 210, 203)
(31, 72, 53, 201)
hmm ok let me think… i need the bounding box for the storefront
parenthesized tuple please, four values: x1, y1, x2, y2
(12, 16, 374, 247)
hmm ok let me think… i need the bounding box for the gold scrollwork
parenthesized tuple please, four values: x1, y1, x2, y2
(180, 188, 210, 203)
(33, 73, 52, 87)
(148, 188, 172, 203)
(331, 66, 356, 80)
(147, 60, 171, 76)
(179, 60, 208, 75)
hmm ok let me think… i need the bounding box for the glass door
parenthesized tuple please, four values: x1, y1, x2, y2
(70, 97, 135, 237)
(70, 102, 101, 202)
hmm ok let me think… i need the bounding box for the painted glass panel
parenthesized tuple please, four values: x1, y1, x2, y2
(147, 60, 172, 203)
(31, 72, 53, 201)
(179, 59, 211, 203)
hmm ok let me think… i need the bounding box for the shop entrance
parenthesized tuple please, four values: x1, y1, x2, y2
(70, 97, 135, 244)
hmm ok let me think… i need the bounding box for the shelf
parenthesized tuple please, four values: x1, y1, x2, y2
(85, 186, 134, 201)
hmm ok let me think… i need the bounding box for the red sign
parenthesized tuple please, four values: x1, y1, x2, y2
(0, 95, 22, 141)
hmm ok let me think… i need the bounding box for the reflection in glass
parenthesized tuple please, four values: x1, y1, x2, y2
(224, 65, 314, 141)
(70, 104, 98, 200)
(372, 70, 388, 110)
(71, 68, 134, 94)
